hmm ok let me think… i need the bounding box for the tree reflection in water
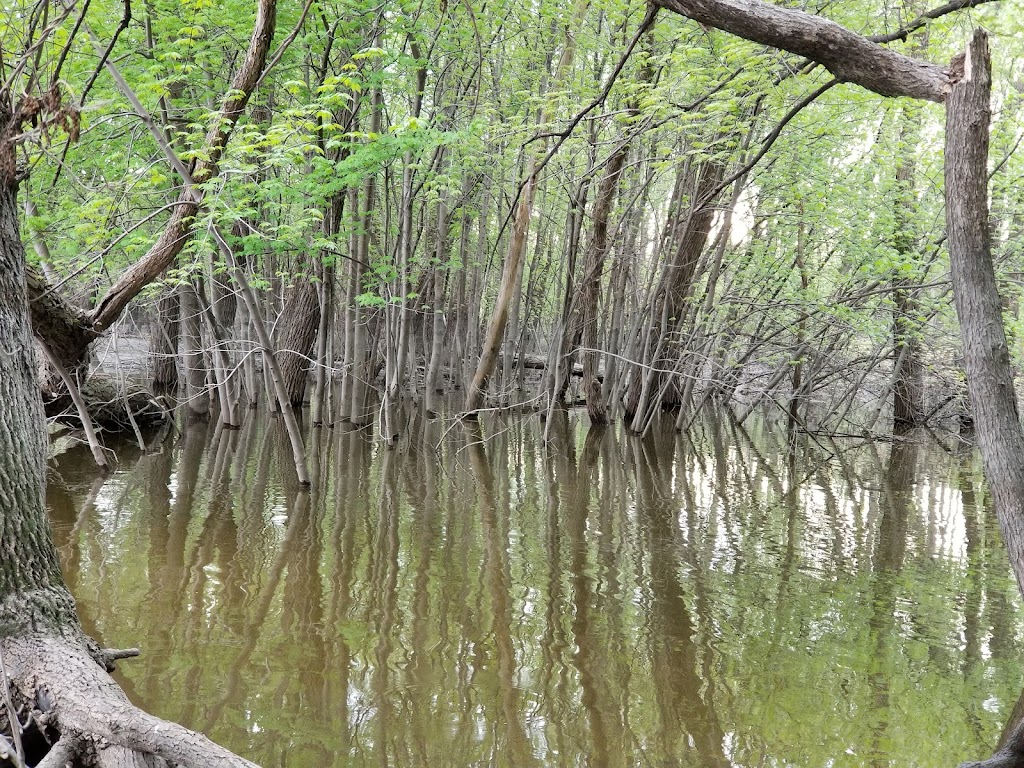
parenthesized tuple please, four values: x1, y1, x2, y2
(45, 409, 1024, 767)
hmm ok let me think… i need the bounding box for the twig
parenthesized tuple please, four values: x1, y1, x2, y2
(38, 339, 109, 469)
(0, 646, 25, 768)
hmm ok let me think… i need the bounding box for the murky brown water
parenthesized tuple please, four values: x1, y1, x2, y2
(46, 409, 1024, 767)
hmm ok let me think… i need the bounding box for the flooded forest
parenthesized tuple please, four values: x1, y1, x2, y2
(2, 0, 1024, 765)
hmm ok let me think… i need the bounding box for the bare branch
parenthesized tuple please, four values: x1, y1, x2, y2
(653, 0, 952, 101)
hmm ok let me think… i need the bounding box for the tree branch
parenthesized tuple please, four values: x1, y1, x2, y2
(653, 0, 953, 101)
(88, 0, 278, 334)
(867, 0, 1003, 44)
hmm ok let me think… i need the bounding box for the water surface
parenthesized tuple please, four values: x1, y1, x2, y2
(47, 410, 1024, 766)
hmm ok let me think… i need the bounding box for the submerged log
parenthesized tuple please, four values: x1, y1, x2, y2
(42, 373, 169, 429)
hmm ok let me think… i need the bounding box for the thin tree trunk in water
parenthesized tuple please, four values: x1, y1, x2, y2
(311, 259, 335, 427)
(626, 158, 725, 431)
(277, 274, 321, 408)
(603, 191, 645, 412)
(464, 172, 492, 388)
(193, 277, 239, 426)
(151, 285, 180, 393)
(891, 105, 926, 427)
(212, 224, 311, 487)
(787, 214, 808, 434)
(447, 195, 473, 398)
(580, 144, 628, 425)
(212, 234, 239, 331)
(425, 197, 452, 415)
(338, 187, 359, 418)
(239, 300, 260, 408)
(465, 167, 538, 415)
(181, 282, 209, 420)
(543, 170, 590, 408)
(502, 210, 536, 397)
(350, 89, 382, 428)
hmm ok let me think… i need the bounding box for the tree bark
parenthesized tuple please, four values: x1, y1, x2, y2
(653, 0, 951, 102)
(277, 273, 321, 408)
(181, 282, 210, 419)
(150, 285, 181, 393)
(944, 30, 1024, 594)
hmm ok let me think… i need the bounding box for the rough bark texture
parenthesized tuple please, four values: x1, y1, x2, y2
(944, 31, 1024, 596)
(653, 0, 952, 102)
(26, 266, 94, 384)
(277, 277, 321, 408)
(0, 183, 78, 639)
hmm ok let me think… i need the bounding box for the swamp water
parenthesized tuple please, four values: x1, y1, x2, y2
(46, 410, 1024, 767)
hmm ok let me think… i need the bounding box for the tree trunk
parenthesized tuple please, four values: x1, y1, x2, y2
(150, 285, 180, 394)
(349, 89, 382, 428)
(181, 281, 210, 420)
(944, 31, 1024, 594)
(653, 0, 950, 102)
(425, 198, 452, 415)
(891, 105, 926, 427)
(465, 166, 538, 414)
(277, 274, 321, 408)
(626, 158, 724, 432)
(580, 144, 628, 425)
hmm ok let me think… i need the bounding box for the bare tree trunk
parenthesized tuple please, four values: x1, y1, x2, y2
(580, 144, 628, 425)
(787, 215, 809, 434)
(463, 172, 492, 388)
(891, 105, 926, 427)
(626, 158, 725, 432)
(425, 197, 452, 415)
(311, 258, 335, 427)
(349, 89, 382, 428)
(944, 31, 1024, 593)
(192, 277, 239, 426)
(277, 272, 321, 408)
(150, 285, 180, 393)
(181, 282, 209, 420)
(950, 33, 1024, 768)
